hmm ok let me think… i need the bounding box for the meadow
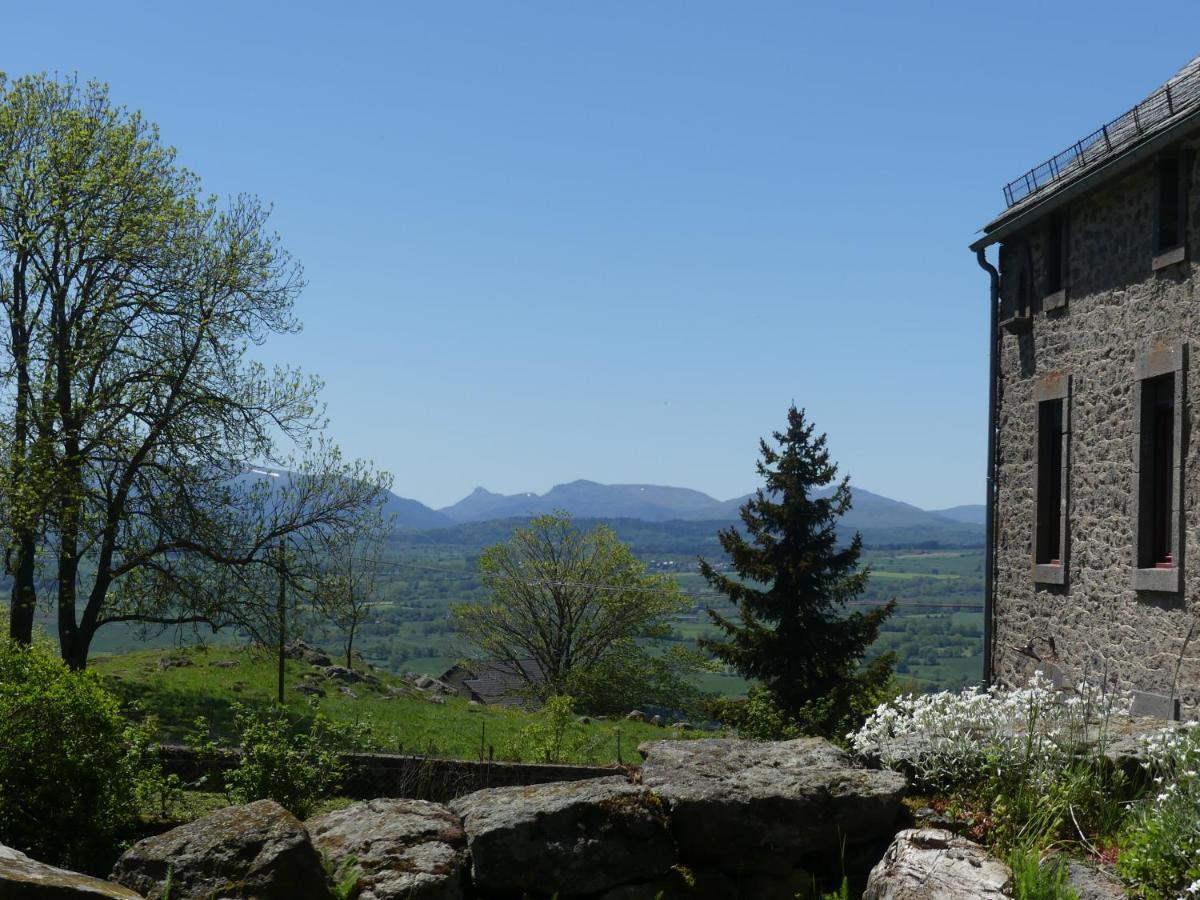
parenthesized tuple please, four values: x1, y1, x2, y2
(93, 644, 704, 765)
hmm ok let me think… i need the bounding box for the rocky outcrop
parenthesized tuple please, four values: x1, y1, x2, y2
(639, 737, 906, 877)
(448, 776, 675, 897)
(111, 799, 328, 900)
(0, 844, 143, 899)
(862, 828, 1012, 899)
(307, 798, 467, 900)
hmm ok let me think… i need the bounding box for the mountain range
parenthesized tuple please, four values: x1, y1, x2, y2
(240, 469, 984, 546)
(382, 479, 984, 545)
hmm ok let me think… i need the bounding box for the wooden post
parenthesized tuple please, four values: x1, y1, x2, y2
(277, 541, 286, 705)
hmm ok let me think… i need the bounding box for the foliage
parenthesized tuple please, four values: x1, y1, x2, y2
(0, 638, 163, 871)
(1118, 722, 1200, 898)
(503, 695, 600, 764)
(95, 645, 699, 765)
(191, 700, 369, 818)
(698, 406, 896, 735)
(1008, 849, 1079, 900)
(852, 673, 1132, 852)
(562, 642, 705, 718)
(703, 684, 801, 741)
(314, 512, 390, 670)
(0, 73, 390, 668)
(451, 512, 694, 713)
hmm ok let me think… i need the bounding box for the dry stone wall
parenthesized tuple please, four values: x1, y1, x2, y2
(993, 140, 1200, 712)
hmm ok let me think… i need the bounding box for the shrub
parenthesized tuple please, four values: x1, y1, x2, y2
(850, 672, 1132, 852)
(503, 695, 606, 764)
(704, 684, 802, 741)
(0, 639, 152, 871)
(192, 701, 369, 818)
(1118, 722, 1200, 898)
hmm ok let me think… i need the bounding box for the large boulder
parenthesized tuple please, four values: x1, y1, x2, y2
(307, 798, 467, 900)
(111, 799, 328, 900)
(448, 776, 674, 897)
(0, 844, 143, 899)
(638, 737, 906, 873)
(862, 828, 1012, 899)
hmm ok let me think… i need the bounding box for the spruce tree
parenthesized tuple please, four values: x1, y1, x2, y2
(699, 406, 896, 729)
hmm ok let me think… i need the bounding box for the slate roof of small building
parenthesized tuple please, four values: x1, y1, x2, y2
(972, 54, 1200, 250)
(440, 659, 543, 708)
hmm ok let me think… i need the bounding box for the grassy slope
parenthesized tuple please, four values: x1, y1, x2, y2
(93, 645, 703, 765)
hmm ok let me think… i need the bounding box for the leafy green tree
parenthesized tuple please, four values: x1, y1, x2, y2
(699, 406, 896, 734)
(451, 512, 694, 713)
(0, 74, 389, 667)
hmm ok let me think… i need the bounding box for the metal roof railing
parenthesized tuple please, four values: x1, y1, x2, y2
(1003, 62, 1200, 208)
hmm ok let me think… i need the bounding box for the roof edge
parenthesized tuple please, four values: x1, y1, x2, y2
(970, 106, 1200, 253)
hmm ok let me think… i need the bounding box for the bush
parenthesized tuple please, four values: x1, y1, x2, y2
(562, 643, 704, 718)
(191, 701, 368, 818)
(0, 639, 153, 871)
(1118, 722, 1200, 898)
(850, 672, 1132, 852)
(503, 695, 607, 764)
(704, 684, 802, 741)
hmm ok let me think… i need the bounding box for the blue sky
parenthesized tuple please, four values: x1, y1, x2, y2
(4, 3, 1198, 510)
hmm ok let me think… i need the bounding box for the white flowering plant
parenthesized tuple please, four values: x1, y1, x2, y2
(850, 673, 1134, 852)
(850, 672, 1132, 792)
(1118, 721, 1200, 899)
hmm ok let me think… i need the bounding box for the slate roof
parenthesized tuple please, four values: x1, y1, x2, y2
(973, 54, 1200, 249)
(440, 659, 543, 708)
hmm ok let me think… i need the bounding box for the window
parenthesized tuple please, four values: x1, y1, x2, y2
(1154, 154, 1188, 267)
(1141, 375, 1174, 567)
(1033, 375, 1069, 584)
(1133, 344, 1187, 592)
(1045, 211, 1067, 309)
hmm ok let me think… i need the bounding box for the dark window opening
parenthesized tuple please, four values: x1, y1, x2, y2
(1157, 156, 1183, 252)
(1141, 374, 1176, 568)
(1018, 269, 1031, 317)
(1036, 399, 1064, 565)
(1046, 212, 1066, 296)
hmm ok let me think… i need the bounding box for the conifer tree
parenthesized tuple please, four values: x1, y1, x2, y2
(699, 406, 895, 729)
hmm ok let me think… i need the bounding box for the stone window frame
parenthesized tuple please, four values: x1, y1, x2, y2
(1033, 374, 1070, 585)
(1044, 211, 1069, 312)
(1132, 343, 1188, 593)
(1152, 152, 1190, 270)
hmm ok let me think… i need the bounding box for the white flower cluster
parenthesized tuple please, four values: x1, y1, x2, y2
(1137, 720, 1200, 812)
(849, 672, 1133, 790)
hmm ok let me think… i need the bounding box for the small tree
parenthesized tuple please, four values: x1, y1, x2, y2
(451, 512, 693, 712)
(315, 513, 388, 671)
(699, 406, 895, 736)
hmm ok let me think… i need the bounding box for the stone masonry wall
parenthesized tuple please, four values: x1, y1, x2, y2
(993, 139, 1200, 714)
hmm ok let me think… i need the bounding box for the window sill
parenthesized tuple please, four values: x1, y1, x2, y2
(1043, 289, 1067, 312)
(1133, 565, 1181, 592)
(1152, 245, 1187, 271)
(1033, 563, 1065, 585)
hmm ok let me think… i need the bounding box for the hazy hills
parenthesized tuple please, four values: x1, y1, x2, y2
(417, 479, 982, 548)
(240, 469, 983, 547)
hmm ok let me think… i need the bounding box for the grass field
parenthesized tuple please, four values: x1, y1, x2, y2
(93, 645, 707, 765)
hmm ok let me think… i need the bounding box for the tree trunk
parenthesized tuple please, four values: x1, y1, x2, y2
(60, 624, 92, 671)
(8, 531, 37, 644)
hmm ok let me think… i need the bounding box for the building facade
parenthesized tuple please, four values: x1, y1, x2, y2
(973, 56, 1200, 716)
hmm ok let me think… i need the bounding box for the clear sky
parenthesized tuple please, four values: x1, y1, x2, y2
(4, 3, 1198, 510)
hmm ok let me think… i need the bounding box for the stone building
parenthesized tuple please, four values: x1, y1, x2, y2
(971, 55, 1200, 717)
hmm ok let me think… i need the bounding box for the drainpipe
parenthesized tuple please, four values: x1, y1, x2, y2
(976, 247, 1001, 687)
